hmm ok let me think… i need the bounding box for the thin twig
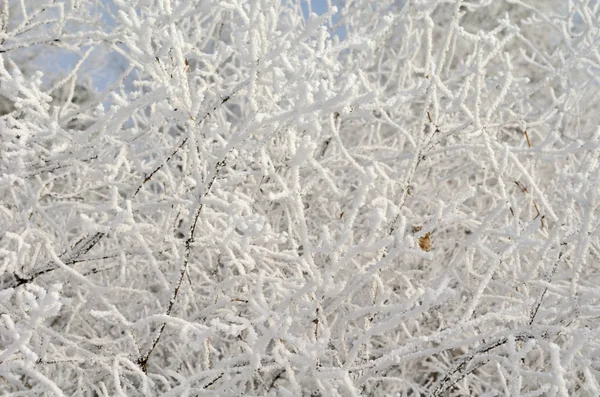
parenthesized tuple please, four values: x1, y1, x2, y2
(523, 129, 532, 147)
(3, 232, 105, 290)
(136, 158, 227, 372)
(429, 333, 538, 396)
(132, 95, 232, 198)
(529, 248, 564, 325)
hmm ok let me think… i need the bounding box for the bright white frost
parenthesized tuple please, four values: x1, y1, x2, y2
(1, 0, 600, 396)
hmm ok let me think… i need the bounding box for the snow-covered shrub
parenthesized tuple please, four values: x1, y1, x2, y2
(1, 0, 600, 395)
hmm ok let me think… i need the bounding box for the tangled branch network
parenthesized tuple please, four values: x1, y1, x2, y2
(1, 0, 600, 395)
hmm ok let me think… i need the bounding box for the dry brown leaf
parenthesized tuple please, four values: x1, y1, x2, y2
(419, 232, 431, 252)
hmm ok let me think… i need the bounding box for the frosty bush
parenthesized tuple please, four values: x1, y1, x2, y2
(1, 0, 600, 395)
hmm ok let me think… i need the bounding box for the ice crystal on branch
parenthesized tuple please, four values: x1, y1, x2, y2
(1, 0, 600, 395)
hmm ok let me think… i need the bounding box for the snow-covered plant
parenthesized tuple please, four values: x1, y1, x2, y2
(1, 0, 600, 395)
